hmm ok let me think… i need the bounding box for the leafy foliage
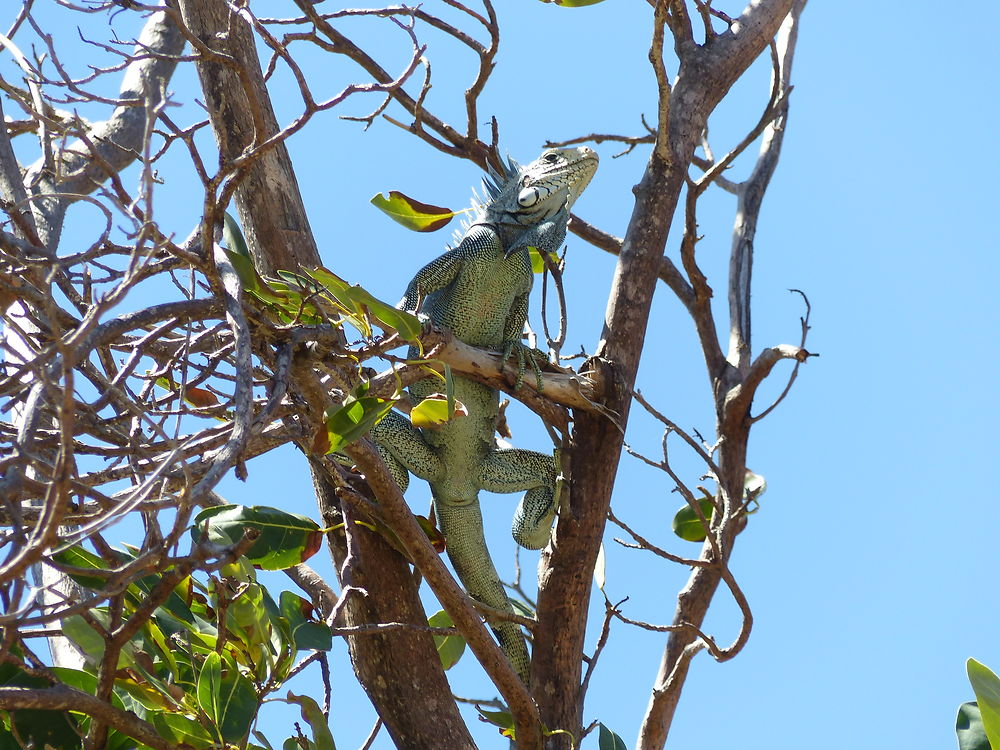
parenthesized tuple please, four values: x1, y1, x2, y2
(2, 534, 334, 749)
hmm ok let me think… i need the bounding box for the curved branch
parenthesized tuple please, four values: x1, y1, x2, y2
(0, 686, 177, 750)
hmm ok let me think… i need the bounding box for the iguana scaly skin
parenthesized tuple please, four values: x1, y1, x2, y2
(372, 147, 598, 682)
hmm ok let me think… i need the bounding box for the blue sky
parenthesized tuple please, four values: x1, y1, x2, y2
(11, 1, 1000, 748)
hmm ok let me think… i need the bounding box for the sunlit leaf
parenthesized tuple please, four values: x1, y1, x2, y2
(223, 213, 252, 259)
(371, 190, 457, 232)
(416, 515, 447, 553)
(593, 542, 606, 591)
(192, 505, 323, 570)
(542, 0, 607, 5)
(527, 246, 559, 274)
(671, 497, 716, 542)
(52, 545, 110, 590)
(428, 610, 466, 670)
(410, 393, 468, 428)
(304, 266, 422, 342)
(154, 376, 219, 408)
(968, 660, 1000, 749)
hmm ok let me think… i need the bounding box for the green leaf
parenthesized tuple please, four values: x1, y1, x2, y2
(151, 711, 215, 749)
(958, 702, 991, 750)
(671, 497, 716, 542)
(968, 659, 1000, 748)
(410, 394, 468, 428)
(285, 692, 337, 750)
(61, 614, 107, 664)
(223, 213, 252, 259)
(279, 590, 333, 653)
(510, 599, 536, 619)
(427, 610, 466, 670)
(371, 191, 456, 232)
(192, 504, 324, 571)
(324, 389, 396, 455)
(224, 582, 271, 652)
(51, 545, 111, 589)
(598, 722, 628, 750)
(543, 0, 607, 5)
(197, 652, 257, 743)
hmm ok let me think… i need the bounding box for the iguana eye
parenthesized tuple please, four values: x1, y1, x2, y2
(543, 152, 559, 163)
(517, 186, 540, 207)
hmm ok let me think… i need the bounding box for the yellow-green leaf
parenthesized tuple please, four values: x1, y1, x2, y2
(428, 610, 466, 670)
(527, 246, 558, 274)
(324, 386, 397, 454)
(671, 497, 716, 542)
(968, 659, 1000, 749)
(410, 394, 468, 428)
(304, 266, 423, 342)
(371, 191, 457, 232)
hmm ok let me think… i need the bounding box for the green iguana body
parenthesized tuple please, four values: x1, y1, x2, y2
(372, 147, 598, 681)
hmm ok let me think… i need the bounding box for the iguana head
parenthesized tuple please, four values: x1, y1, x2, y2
(478, 146, 599, 238)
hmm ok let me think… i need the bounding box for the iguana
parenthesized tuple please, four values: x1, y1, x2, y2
(371, 147, 598, 682)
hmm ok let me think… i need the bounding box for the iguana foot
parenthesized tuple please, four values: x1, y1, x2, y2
(500, 340, 546, 392)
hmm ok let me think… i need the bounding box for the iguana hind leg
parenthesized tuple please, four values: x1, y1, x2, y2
(480, 449, 558, 550)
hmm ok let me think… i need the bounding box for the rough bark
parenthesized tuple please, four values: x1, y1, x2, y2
(172, 1, 474, 745)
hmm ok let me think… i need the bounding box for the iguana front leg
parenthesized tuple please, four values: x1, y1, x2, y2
(400, 248, 463, 314)
(500, 289, 546, 392)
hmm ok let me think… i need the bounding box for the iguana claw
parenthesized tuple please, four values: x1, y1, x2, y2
(501, 340, 546, 392)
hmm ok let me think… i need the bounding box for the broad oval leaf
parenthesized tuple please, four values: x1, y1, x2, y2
(371, 191, 456, 232)
(428, 609, 466, 670)
(671, 497, 716, 542)
(193, 505, 323, 570)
